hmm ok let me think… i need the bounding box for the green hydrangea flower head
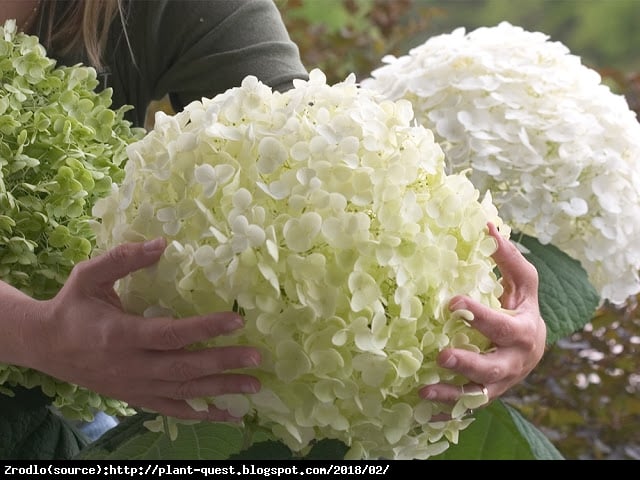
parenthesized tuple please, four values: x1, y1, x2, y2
(0, 19, 144, 420)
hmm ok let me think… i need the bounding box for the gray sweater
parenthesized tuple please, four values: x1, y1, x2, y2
(43, 0, 309, 127)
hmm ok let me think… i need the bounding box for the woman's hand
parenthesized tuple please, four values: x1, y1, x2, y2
(20, 238, 261, 421)
(419, 222, 547, 406)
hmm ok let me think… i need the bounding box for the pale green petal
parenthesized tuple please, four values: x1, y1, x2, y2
(283, 212, 322, 252)
(212, 394, 251, 418)
(186, 397, 209, 412)
(382, 403, 414, 444)
(275, 340, 312, 382)
(257, 136, 288, 174)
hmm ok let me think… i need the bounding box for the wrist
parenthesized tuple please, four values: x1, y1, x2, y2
(0, 281, 48, 368)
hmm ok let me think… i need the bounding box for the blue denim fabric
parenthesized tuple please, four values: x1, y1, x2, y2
(77, 411, 119, 442)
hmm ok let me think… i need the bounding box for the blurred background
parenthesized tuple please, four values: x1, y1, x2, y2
(275, 0, 640, 460)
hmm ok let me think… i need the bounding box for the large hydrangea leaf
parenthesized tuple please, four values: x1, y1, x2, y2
(0, 387, 87, 459)
(431, 400, 564, 460)
(514, 233, 600, 344)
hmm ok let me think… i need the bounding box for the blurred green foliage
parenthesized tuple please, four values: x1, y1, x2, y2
(422, 0, 640, 72)
(276, 0, 444, 83)
(277, 0, 640, 114)
(278, 0, 640, 75)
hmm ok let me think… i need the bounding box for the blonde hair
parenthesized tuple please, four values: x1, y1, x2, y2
(39, 0, 127, 70)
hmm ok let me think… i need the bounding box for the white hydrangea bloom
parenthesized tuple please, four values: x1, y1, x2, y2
(93, 69, 508, 460)
(362, 22, 640, 306)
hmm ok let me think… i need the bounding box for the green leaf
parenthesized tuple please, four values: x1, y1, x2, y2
(504, 403, 564, 460)
(77, 413, 271, 460)
(229, 438, 349, 460)
(0, 386, 88, 459)
(302, 439, 350, 460)
(229, 440, 294, 460)
(430, 400, 564, 460)
(513, 233, 600, 344)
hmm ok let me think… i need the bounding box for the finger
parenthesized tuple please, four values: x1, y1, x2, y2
(136, 312, 247, 350)
(72, 238, 167, 288)
(134, 398, 245, 422)
(157, 372, 261, 400)
(436, 347, 516, 390)
(429, 413, 453, 422)
(419, 383, 463, 404)
(448, 295, 522, 347)
(141, 346, 261, 381)
(487, 222, 539, 300)
(419, 382, 489, 404)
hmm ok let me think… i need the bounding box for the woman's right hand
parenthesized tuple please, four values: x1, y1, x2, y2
(19, 238, 261, 421)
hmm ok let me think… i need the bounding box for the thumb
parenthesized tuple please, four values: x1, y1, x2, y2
(80, 238, 167, 287)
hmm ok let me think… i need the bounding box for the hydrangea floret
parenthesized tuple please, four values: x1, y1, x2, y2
(0, 19, 142, 419)
(93, 69, 507, 459)
(362, 21, 640, 306)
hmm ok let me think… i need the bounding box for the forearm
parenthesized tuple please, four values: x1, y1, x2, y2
(0, 280, 44, 368)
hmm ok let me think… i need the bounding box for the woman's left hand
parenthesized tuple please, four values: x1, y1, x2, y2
(419, 222, 547, 407)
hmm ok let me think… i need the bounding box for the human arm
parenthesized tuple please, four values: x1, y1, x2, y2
(419, 222, 547, 404)
(0, 238, 261, 421)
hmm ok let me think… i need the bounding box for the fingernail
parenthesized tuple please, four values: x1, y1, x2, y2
(421, 389, 437, 400)
(143, 237, 166, 252)
(241, 381, 260, 394)
(242, 352, 261, 367)
(449, 298, 466, 311)
(226, 314, 244, 330)
(441, 355, 457, 369)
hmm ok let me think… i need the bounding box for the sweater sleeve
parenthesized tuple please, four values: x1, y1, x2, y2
(127, 0, 309, 114)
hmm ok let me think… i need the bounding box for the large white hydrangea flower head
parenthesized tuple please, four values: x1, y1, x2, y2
(93, 69, 509, 459)
(362, 21, 640, 306)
